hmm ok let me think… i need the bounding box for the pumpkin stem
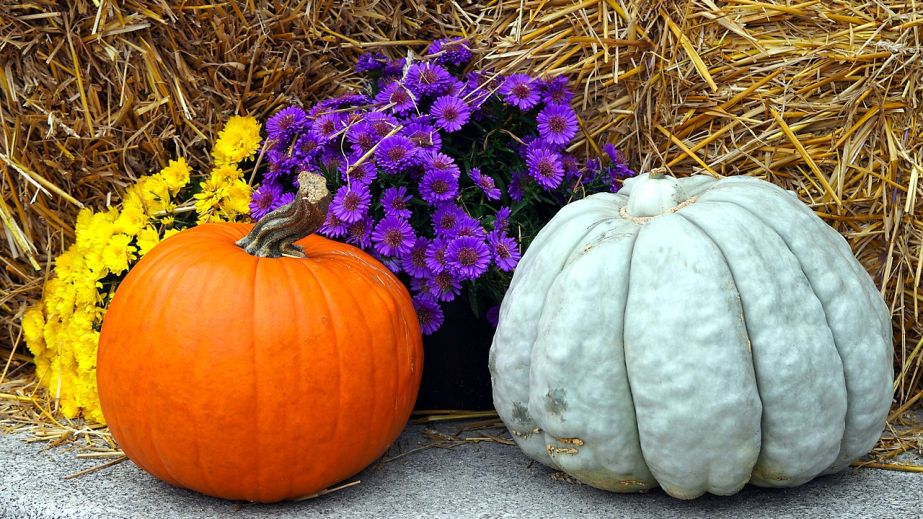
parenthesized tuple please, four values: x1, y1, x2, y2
(236, 171, 331, 258)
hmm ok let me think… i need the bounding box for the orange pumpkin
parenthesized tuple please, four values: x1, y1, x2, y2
(97, 172, 423, 503)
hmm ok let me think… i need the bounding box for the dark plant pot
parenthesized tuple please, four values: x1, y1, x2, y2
(414, 296, 496, 410)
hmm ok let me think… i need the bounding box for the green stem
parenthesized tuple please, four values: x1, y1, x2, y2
(236, 171, 330, 258)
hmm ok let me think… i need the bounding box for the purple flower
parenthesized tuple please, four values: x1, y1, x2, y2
(413, 295, 445, 335)
(446, 236, 491, 281)
(526, 146, 564, 189)
(250, 182, 284, 220)
(406, 63, 451, 97)
(445, 78, 465, 97)
(381, 186, 412, 219)
(425, 237, 449, 272)
(426, 270, 461, 302)
(454, 219, 487, 240)
(468, 168, 501, 200)
(319, 212, 349, 238)
(311, 111, 346, 142)
(345, 217, 373, 248)
(426, 37, 473, 67)
(372, 215, 416, 257)
(508, 171, 526, 202)
(341, 156, 377, 186)
(346, 122, 377, 151)
(331, 184, 371, 223)
(431, 204, 466, 237)
(266, 106, 307, 141)
(292, 133, 320, 161)
(419, 168, 459, 204)
(537, 104, 578, 146)
(365, 112, 399, 137)
(423, 150, 460, 178)
(494, 207, 511, 233)
(402, 120, 442, 150)
(541, 76, 574, 105)
(375, 135, 419, 174)
(381, 58, 407, 81)
(562, 154, 580, 181)
(500, 74, 540, 110)
(402, 237, 431, 279)
(356, 52, 386, 73)
(488, 230, 521, 272)
(430, 95, 471, 133)
(375, 82, 417, 115)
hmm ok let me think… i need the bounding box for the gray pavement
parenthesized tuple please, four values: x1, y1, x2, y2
(2, 421, 922, 519)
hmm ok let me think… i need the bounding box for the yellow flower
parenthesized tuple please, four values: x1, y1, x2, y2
(101, 233, 136, 274)
(212, 115, 262, 166)
(21, 306, 46, 355)
(224, 179, 253, 215)
(211, 164, 243, 184)
(162, 228, 180, 240)
(114, 197, 147, 237)
(136, 226, 161, 256)
(158, 157, 192, 192)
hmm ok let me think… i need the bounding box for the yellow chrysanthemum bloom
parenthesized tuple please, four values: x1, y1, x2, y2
(159, 157, 192, 192)
(136, 226, 161, 256)
(212, 115, 261, 167)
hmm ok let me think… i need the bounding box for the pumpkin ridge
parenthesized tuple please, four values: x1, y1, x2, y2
(698, 186, 889, 472)
(249, 255, 265, 500)
(277, 259, 308, 501)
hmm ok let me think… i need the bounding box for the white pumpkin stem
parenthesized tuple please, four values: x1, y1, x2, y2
(236, 171, 331, 258)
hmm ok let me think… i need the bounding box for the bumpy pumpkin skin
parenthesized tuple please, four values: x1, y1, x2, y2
(489, 174, 893, 499)
(98, 223, 423, 503)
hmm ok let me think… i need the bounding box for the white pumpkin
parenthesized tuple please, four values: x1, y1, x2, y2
(489, 173, 893, 499)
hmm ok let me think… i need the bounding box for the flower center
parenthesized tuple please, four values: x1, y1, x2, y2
(385, 229, 403, 248)
(432, 179, 448, 194)
(420, 68, 437, 85)
(411, 132, 432, 147)
(512, 83, 531, 99)
(458, 248, 477, 266)
(435, 271, 453, 290)
(343, 192, 360, 211)
(411, 247, 426, 267)
(441, 106, 459, 121)
(538, 160, 554, 178)
(391, 89, 409, 105)
(549, 116, 566, 133)
(496, 242, 510, 258)
(387, 147, 406, 162)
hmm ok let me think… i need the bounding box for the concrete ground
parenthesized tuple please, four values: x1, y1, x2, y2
(1, 421, 921, 519)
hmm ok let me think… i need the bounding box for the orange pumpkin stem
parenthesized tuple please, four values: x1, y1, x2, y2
(236, 171, 331, 258)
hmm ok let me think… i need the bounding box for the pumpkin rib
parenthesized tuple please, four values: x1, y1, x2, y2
(676, 203, 846, 486)
(248, 255, 265, 500)
(698, 183, 891, 473)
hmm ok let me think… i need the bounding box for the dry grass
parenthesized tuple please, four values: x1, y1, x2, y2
(1, 0, 921, 462)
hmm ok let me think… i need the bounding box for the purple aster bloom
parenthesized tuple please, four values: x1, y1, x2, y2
(365, 112, 399, 137)
(445, 236, 491, 281)
(375, 82, 417, 115)
(318, 147, 342, 173)
(372, 215, 416, 257)
(291, 134, 320, 163)
(485, 305, 501, 328)
(430, 95, 471, 133)
(345, 122, 377, 151)
(266, 106, 307, 141)
(311, 111, 346, 142)
(454, 220, 487, 240)
(541, 76, 574, 105)
(250, 182, 283, 221)
(526, 146, 564, 189)
(500, 74, 540, 110)
(508, 171, 526, 202)
(316, 94, 370, 111)
(431, 203, 466, 237)
(488, 230, 521, 272)
(468, 167, 501, 200)
(425, 238, 449, 272)
(402, 237, 431, 279)
(562, 154, 580, 181)
(427, 37, 473, 67)
(413, 295, 445, 335)
(356, 52, 386, 73)
(331, 184, 371, 223)
(402, 120, 442, 150)
(381, 58, 407, 81)
(423, 150, 460, 178)
(319, 211, 349, 238)
(381, 186, 412, 219)
(341, 156, 377, 186)
(494, 207, 511, 232)
(426, 270, 461, 302)
(445, 78, 465, 97)
(345, 217, 373, 249)
(375, 135, 419, 174)
(419, 168, 459, 204)
(537, 104, 579, 145)
(406, 62, 451, 97)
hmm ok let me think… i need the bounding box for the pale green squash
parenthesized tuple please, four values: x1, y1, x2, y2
(489, 173, 893, 499)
